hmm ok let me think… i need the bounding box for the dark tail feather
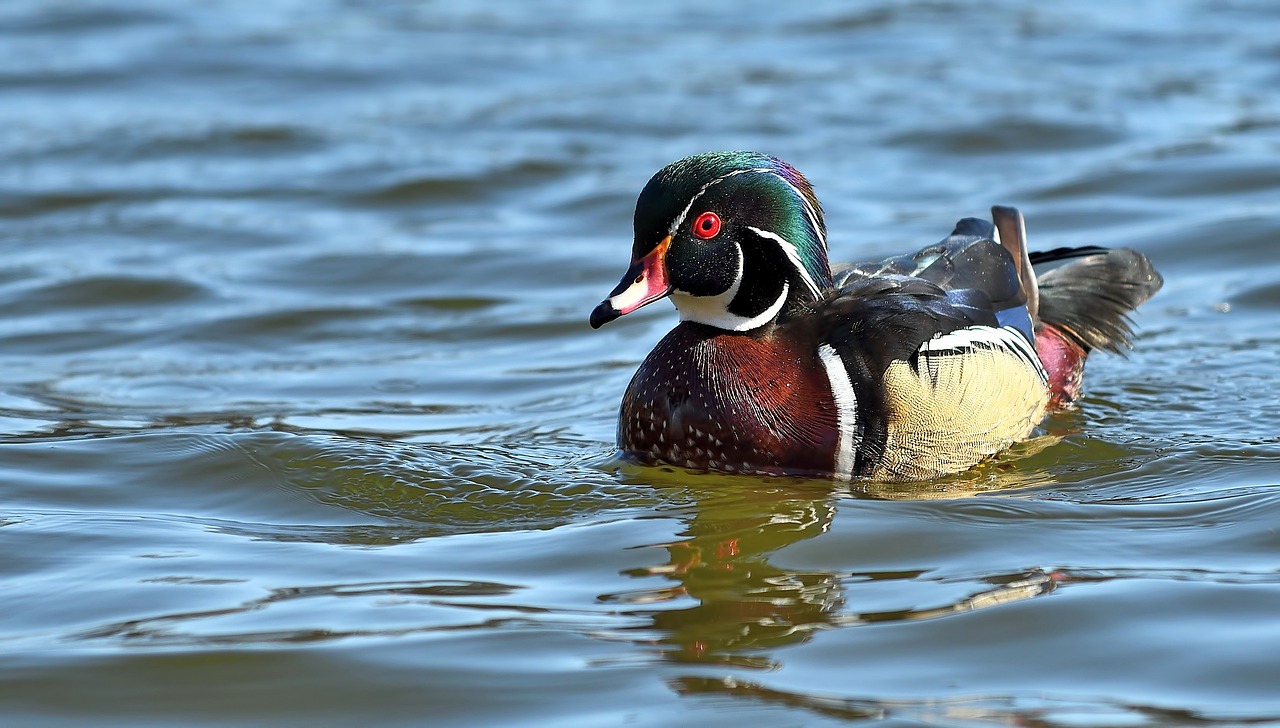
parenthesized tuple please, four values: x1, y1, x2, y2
(1033, 248, 1163, 354)
(1027, 246, 1111, 266)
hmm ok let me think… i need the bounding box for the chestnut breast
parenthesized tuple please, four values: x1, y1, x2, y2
(619, 322, 840, 476)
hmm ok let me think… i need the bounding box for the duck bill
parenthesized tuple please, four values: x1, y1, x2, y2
(589, 236, 672, 329)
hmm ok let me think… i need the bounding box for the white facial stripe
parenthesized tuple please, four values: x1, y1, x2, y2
(775, 176, 826, 248)
(747, 226, 823, 299)
(663, 163, 828, 331)
(674, 281, 789, 331)
(669, 167, 773, 236)
(673, 242, 742, 322)
(669, 166, 825, 247)
(818, 344, 858, 481)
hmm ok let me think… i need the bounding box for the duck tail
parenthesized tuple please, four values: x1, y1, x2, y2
(991, 206, 1039, 322)
(1028, 243, 1164, 407)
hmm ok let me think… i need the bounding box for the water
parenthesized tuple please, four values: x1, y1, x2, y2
(2, 1, 1279, 725)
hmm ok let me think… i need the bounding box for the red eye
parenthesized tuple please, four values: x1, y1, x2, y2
(692, 211, 721, 240)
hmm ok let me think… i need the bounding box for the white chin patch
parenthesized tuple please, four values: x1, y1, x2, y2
(673, 281, 789, 332)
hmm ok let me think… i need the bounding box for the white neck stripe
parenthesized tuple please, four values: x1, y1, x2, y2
(818, 344, 858, 480)
(670, 242, 785, 331)
(674, 281, 789, 332)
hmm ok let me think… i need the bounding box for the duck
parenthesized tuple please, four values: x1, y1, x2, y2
(589, 151, 1162, 482)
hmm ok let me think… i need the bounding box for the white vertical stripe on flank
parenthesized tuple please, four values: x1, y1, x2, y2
(818, 343, 858, 481)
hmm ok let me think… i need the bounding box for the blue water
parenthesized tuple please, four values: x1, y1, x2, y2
(2, 1, 1280, 725)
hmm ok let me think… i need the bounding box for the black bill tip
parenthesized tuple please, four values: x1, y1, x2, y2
(589, 301, 621, 329)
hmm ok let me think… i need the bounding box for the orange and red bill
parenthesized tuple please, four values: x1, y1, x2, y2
(589, 236, 671, 329)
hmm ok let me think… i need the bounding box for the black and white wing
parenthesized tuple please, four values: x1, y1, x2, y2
(813, 231, 1049, 482)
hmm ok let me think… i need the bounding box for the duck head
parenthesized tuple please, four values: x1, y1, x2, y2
(590, 152, 834, 332)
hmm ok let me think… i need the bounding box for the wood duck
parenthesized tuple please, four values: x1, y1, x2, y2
(590, 152, 1162, 482)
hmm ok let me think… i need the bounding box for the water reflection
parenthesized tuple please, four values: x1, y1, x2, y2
(608, 474, 1061, 671)
(604, 484, 840, 668)
(666, 676, 1253, 727)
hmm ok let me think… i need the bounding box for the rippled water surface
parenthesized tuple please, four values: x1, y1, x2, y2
(3, 1, 1280, 725)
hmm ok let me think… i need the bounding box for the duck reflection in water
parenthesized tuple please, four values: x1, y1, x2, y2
(602, 469, 1063, 671)
(605, 481, 842, 669)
